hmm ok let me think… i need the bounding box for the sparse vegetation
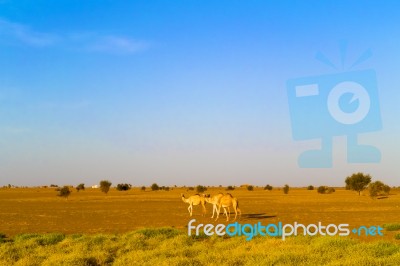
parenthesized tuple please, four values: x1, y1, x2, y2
(264, 184, 273, 191)
(307, 185, 314, 190)
(345, 172, 371, 195)
(226, 185, 235, 191)
(58, 186, 71, 199)
(247, 185, 254, 191)
(99, 180, 112, 194)
(283, 184, 289, 194)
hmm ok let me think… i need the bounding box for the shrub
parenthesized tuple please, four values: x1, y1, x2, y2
(395, 234, 400, 240)
(307, 185, 314, 190)
(58, 186, 71, 199)
(188, 187, 194, 191)
(151, 183, 159, 191)
(264, 184, 273, 191)
(318, 186, 335, 194)
(196, 185, 207, 193)
(327, 187, 335, 193)
(283, 184, 289, 194)
(226, 186, 235, 191)
(116, 183, 131, 191)
(247, 185, 254, 191)
(317, 186, 327, 194)
(383, 223, 400, 231)
(141, 186, 146, 191)
(369, 181, 391, 198)
(99, 180, 112, 194)
(160, 186, 170, 191)
(76, 183, 85, 192)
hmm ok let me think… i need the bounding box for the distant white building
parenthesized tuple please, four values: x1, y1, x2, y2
(91, 185, 99, 188)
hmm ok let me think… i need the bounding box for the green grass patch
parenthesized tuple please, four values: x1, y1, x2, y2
(383, 223, 400, 231)
(395, 234, 400, 240)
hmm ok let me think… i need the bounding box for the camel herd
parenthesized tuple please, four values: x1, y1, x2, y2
(181, 193, 241, 221)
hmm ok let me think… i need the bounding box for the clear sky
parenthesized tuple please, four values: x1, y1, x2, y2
(0, 1, 399, 187)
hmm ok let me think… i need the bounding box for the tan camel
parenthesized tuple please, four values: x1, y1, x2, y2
(215, 193, 241, 221)
(181, 193, 206, 217)
(204, 193, 224, 218)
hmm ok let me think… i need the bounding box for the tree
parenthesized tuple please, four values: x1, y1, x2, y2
(58, 186, 71, 199)
(264, 184, 273, 191)
(247, 185, 254, 191)
(141, 186, 146, 191)
(100, 180, 112, 194)
(151, 183, 159, 191)
(116, 183, 131, 191)
(369, 181, 391, 198)
(283, 184, 289, 194)
(345, 172, 371, 195)
(76, 183, 85, 192)
(226, 186, 235, 191)
(307, 185, 314, 190)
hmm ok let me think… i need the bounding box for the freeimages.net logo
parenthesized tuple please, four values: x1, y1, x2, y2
(287, 43, 382, 168)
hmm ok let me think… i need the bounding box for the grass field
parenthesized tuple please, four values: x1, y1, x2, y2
(1, 228, 400, 265)
(0, 186, 399, 265)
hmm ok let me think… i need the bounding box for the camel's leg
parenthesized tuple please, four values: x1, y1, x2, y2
(211, 204, 216, 218)
(202, 202, 206, 216)
(215, 204, 222, 221)
(223, 207, 229, 221)
(188, 204, 193, 216)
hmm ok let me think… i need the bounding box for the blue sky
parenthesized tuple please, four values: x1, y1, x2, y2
(0, 1, 399, 186)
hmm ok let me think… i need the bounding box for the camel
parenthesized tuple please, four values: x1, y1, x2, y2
(215, 193, 241, 222)
(204, 193, 224, 218)
(181, 193, 206, 217)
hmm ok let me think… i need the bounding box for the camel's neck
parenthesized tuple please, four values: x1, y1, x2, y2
(181, 196, 189, 203)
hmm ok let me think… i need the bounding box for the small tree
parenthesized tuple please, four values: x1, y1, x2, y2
(247, 185, 254, 191)
(283, 184, 289, 194)
(151, 183, 159, 191)
(100, 180, 112, 194)
(264, 184, 273, 191)
(196, 185, 207, 193)
(76, 183, 85, 192)
(307, 185, 314, 190)
(369, 181, 391, 198)
(345, 172, 371, 195)
(141, 186, 146, 191)
(58, 186, 71, 199)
